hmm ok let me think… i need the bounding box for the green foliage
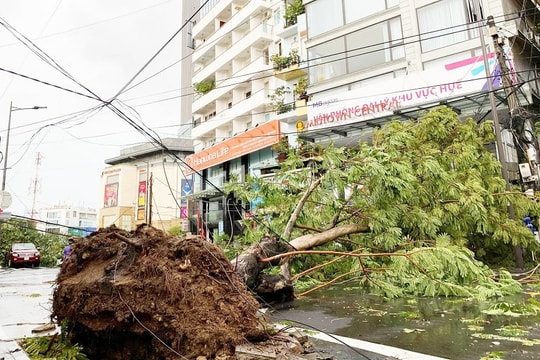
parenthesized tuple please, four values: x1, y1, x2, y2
(293, 77, 309, 100)
(270, 54, 291, 69)
(168, 226, 185, 236)
(482, 296, 540, 317)
(360, 247, 522, 299)
(284, 0, 305, 27)
(271, 49, 300, 70)
(0, 219, 66, 267)
(268, 86, 292, 114)
(193, 80, 215, 95)
(224, 106, 540, 298)
(21, 320, 88, 359)
(481, 351, 505, 360)
(20, 335, 88, 360)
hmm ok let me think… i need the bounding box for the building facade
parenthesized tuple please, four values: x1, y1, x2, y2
(301, 0, 540, 179)
(37, 205, 97, 236)
(185, 0, 540, 240)
(99, 138, 193, 231)
(187, 0, 309, 239)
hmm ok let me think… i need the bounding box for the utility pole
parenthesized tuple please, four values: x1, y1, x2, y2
(488, 16, 519, 113)
(480, 17, 511, 190)
(487, 15, 524, 269)
(30, 152, 42, 220)
(2, 102, 47, 192)
(147, 172, 153, 226)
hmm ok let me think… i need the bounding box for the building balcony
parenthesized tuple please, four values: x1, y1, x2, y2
(192, 56, 272, 114)
(274, 63, 307, 81)
(193, 22, 274, 84)
(192, 89, 267, 139)
(193, 0, 272, 64)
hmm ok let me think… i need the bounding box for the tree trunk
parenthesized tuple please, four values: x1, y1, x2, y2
(231, 235, 294, 303)
(232, 224, 369, 302)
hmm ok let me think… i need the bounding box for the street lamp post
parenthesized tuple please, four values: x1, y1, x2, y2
(2, 101, 47, 192)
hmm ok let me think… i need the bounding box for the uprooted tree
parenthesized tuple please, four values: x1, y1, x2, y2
(226, 106, 540, 300)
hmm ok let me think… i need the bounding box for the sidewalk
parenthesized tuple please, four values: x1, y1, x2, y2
(0, 339, 30, 360)
(0, 267, 59, 360)
(275, 324, 448, 360)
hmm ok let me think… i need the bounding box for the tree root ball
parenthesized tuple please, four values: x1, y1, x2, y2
(52, 225, 267, 360)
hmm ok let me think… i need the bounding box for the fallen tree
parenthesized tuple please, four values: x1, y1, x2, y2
(227, 106, 540, 300)
(52, 225, 269, 359)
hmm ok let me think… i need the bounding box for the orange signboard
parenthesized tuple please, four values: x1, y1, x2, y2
(184, 120, 281, 174)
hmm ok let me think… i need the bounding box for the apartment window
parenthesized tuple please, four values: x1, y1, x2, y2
(346, 18, 404, 73)
(273, 8, 282, 26)
(47, 211, 60, 219)
(307, 0, 344, 38)
(200, 0, 219, 17)
(208, 165, 224, 187)
(121, 215, 132, 231)
(187, 21, 195, 49)
(308, 38, 347, 83)
(344, 0, 399, 23)
(418, 0, 481, 53)
(263, 48, 269, 65)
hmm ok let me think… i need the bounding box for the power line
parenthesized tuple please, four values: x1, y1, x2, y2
(111, 0, 211, 99)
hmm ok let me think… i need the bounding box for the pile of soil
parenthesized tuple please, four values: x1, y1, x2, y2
(52, 225, 268, 360)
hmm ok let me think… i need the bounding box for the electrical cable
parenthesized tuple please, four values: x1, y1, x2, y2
(110, 0, 211, 100)
(11, 213, 91, 236)
(5, 4, 533, 357)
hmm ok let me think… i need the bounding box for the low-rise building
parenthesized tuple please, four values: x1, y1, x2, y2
(37, 205, 97, 236)
(99, 138, 193, 232)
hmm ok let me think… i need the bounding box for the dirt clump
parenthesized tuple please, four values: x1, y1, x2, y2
(52, 225, 268, 360)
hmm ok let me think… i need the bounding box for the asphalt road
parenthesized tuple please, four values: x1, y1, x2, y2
(0, 267, 445, 360)
(0, 267, 59, 359)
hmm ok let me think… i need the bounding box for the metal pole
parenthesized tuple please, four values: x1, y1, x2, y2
(145, 161, 149, 224)
(480, 19, 511, 189)
(484, 16, 522, 268)
(148, 172, 153, 226)
(2, 102, 13, 192)
(2, 103, 46, 192)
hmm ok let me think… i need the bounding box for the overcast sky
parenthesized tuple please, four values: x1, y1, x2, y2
(0, 0, 190, 217)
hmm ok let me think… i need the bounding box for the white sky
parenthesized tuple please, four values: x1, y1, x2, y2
(0, 0, 189, 216)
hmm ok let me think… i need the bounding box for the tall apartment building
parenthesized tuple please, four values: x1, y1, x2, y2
(187, 0, 540, 239)
(186, 0, 308, 238)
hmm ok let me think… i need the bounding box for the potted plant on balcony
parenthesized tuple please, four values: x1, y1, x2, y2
(289, 48, 300, 65)
(284, 0, 305, 28)
(193, 80, 215, 95)
(270, 54, 291, 70)
(268, 86, 293, 114)
(272, 136, 290, 162)
(293, 76, 309, 101)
